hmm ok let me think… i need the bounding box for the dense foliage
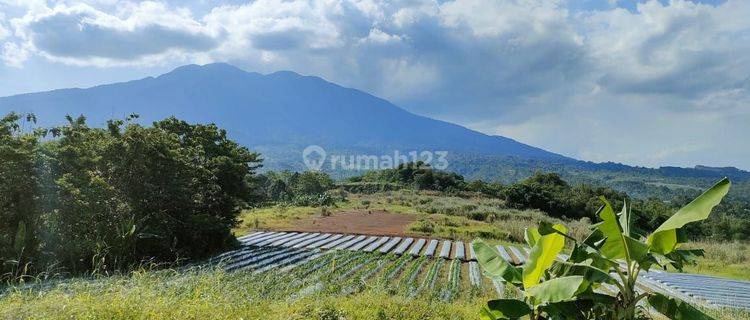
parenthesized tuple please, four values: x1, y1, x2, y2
(251, 170, 336, 206)
(0, 113, 261, 278)
(0, 113, 43, 279)
(351, 162, 466, 192)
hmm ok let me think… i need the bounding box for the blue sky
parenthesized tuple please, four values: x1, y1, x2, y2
(1, 0, 748, 169)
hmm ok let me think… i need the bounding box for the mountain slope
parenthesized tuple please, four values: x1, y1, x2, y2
(2, 63, 748, 192)
(0, 63, 567, 162)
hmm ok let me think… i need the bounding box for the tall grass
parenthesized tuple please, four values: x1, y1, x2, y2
(683, 241, 750, 280)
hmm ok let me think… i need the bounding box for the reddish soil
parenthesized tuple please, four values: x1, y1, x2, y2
(284, 210, 417, 237)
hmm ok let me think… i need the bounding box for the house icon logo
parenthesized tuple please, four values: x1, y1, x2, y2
(302, 145, 326, 171)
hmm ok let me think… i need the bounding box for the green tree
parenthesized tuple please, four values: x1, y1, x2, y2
(0, 113, 43, 279)
(43, 115, 262, 273)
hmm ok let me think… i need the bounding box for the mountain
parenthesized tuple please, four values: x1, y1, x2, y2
(0, 63, 567, 163)
(1, 63, 748, 197)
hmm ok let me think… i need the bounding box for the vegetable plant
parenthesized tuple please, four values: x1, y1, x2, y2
(473, 178, 730, 320)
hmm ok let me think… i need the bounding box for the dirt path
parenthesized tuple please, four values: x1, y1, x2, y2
(282, 210, 418, 237)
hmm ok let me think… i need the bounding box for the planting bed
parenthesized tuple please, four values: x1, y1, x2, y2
(216, 231, 750, 311)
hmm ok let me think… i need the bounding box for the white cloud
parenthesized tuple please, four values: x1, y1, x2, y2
(1, 0, 750, 168)
(0, 11, 10, 40)
(9, 1, 221, 66)
(584, 1, 750, 101)
(1, 42, 29, 67)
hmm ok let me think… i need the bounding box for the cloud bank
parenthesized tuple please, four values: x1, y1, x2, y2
(1, 0, 749, 168)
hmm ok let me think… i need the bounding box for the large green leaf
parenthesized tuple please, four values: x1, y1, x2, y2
(541, 300, 589, 319)
(568, 230, 617, 272)
(473, 240, 522, 284)
(524, 227, 541, 248)
(550, 261, 615, 285)
(658, 249, 705, 271)
(523, 224, 567, 289)
(618, 201, 631, 237)
(526, 276, 586, 303)
(542, 294, 615, 319)
(596, 197, 648, 261)
(648, 178, 730, 254)
(480, 299, 532, 320)
(647, 293, 714, 320)
(570, 244, 615, 272)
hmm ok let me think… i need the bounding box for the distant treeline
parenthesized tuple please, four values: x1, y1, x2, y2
(443, 153, 750, 201)
(1, 113, 260, 280)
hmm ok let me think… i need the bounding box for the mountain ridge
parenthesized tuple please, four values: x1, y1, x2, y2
(0, 62, 570, 161)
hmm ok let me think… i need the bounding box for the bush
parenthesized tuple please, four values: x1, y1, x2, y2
(469, 211, 489, 221)
(411, 219, 436, 234)
(0, 113, 43, 279)
(338, 181, 403, 194)
(353, 162, 466, 191)
(253, 170, 337, 203)
(291, 194, 336, 207)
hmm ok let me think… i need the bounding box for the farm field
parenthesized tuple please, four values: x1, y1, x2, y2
(222, 230, 750, 311)
(3, 230, 749, 320)
(236, 190, 750, 281)
(2, 190, 749, 319)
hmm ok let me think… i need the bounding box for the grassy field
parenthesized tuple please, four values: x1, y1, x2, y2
(683, 241, 750, 281)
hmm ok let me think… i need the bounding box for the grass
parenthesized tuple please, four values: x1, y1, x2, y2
(0, 253, 489, 319)
(235, 204, 320, 235)
(683, 241, 750, 281)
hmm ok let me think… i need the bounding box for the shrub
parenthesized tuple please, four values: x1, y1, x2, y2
(411, 219, 436, 234)
(291, 194, 335, 207)
(470, 211, 490, 221)
(474, 178, 730, 320)
(254, 170, 336, 203)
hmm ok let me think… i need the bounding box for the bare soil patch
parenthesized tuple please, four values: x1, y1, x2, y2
(283, 210, 418, 237)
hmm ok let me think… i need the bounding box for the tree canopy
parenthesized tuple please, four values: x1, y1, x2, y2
(0, 113, 261, 278)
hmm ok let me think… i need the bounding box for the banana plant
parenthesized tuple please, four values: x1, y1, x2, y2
(474, 178, 730, 320)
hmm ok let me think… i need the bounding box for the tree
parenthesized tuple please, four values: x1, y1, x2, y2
(0, 113, 43, 279)
(43, 115, 262, 273)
